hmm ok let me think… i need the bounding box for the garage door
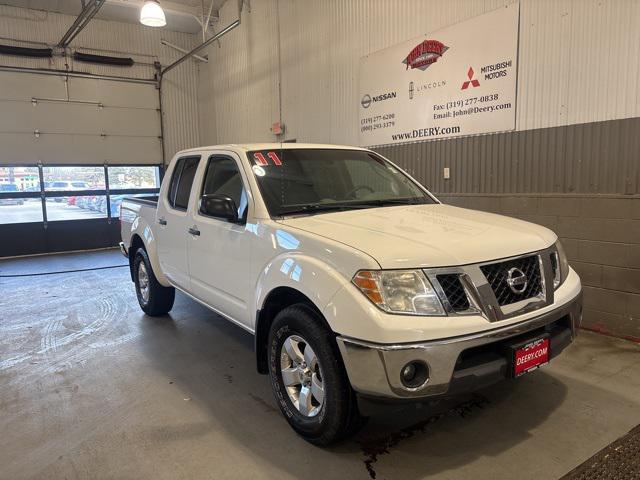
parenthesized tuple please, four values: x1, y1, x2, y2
(0, 71, 163, 257)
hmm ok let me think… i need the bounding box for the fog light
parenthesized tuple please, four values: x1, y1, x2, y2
(400, 361, 429, 389)
(402, 363, 416, 381)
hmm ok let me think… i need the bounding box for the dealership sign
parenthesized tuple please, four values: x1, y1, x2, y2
(359, 3, 519, 146)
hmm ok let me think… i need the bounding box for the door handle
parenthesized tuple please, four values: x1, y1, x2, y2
(188, 226, 200, 236)
(158, 217, 167, 226)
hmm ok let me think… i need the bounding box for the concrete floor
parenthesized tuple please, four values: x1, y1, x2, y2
(1, 250, 639, 480)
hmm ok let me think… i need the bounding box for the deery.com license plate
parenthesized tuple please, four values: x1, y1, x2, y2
(513, 336, 550, 377)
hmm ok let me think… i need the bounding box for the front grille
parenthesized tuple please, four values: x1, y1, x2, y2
(437, 274, 470, 312)
(550, 251, 558, 276)
(480, 255, 542, 306)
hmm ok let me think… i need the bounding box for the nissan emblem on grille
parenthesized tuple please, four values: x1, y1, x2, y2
(506, 267, 528, 294)
(480, 255, 542, 307)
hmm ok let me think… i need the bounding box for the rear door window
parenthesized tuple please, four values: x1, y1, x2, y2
(168, 156, 200, 210)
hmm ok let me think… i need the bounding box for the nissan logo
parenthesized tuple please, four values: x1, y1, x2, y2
(506, 267, 528, 294)
(361, 94, 372, 108)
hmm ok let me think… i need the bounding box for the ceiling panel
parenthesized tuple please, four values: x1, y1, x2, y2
(0, 0, 227, 34)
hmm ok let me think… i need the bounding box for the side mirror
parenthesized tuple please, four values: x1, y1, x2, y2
(199, 194, 240, 223)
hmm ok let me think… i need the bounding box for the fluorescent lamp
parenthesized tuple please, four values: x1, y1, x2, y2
(140, 0, 166, 27)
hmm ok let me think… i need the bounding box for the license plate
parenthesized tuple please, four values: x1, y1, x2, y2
(513, 337, 550, 377)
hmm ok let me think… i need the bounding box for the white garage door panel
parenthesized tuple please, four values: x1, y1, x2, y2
(102, 136, 162, 164)
(0, 101, 159, 137)
(99, 108, 160, 136)
(0, 133, 162, 165)
(0, 73, 67, 101)
(0, 71, 162, 166)
(68, 77, 159, 109)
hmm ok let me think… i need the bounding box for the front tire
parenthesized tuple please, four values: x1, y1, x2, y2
(267, 304, 364, 445)
(133, 249, 175, 316)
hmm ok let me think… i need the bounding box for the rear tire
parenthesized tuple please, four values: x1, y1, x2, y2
(267, 304, 365, 445)
(133, 249, 175, 316)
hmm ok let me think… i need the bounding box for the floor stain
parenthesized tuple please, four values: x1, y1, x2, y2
(358, 394, 490, 479)
(248, 393, 279, 413)
(223, 373, 233, 384)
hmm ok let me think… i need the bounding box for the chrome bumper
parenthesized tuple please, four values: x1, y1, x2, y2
(118, 242, 128, 258)
(337, 292, 583, 400)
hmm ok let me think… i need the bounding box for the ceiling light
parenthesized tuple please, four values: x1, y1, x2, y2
(140, 0, 166, 27)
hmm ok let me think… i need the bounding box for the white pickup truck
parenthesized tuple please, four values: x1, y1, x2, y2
(119, 143, 583, 445)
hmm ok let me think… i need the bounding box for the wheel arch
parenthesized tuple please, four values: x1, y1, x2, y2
(255, 286, 333, 374)
(127, 219, 170, 286)
(128, 234, 145, 281)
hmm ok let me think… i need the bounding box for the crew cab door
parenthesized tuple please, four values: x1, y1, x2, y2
(187, 152, 253, 328)
(156, 155, 201, 290)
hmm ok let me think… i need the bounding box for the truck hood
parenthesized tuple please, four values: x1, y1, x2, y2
(276, 204, 556, 268)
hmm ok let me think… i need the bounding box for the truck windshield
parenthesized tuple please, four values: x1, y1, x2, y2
(247, 148, 435, 216)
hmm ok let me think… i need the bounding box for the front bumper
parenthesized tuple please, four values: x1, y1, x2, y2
(118, 241, 128, 258)
(336, 291, 583, 400)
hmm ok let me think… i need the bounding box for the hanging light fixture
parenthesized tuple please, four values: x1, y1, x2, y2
(140, 0, 166, 27)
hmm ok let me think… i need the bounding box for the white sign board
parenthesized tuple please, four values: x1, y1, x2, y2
(359, 4, 519, 146)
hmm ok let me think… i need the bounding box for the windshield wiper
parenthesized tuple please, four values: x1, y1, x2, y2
(343, 198, 426, 207)
(277, 198, 427, 216)
(278, 203, 372, 216)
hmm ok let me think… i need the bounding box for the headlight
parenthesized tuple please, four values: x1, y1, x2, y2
(352, 269, 445, 316)
(552, 240, 570, 289)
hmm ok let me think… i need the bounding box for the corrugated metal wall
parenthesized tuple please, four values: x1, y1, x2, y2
(0, 4, 200, 161)
(376, 117, 640, 195)
(198, 0, 281, 145)
(199, 0, 640, 145)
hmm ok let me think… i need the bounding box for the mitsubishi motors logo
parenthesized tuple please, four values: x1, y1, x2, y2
(461, 67, 480, 90)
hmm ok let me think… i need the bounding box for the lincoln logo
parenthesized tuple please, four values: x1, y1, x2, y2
(506, 267, 528, 294)
(402, 39, 448, 71)
(409, 81, 414, 99)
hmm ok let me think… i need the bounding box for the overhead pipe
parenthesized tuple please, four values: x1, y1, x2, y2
(161, 39, 208, 63)
(58, 0, 107, 48)
(161, 18, 240, 77)
(0, 65, 156, 85)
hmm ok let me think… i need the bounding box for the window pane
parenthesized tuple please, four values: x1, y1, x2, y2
(108, 166, 160, 190)
(0, 198, 43, 224)
(168, 158, 185, 207)
(46, 195, 107, 221)
(203, 157, 247, 217)
(43, 166, 105, 191)
(247, 149, 434, 216)
(0, 166, 40, 192)
(175, 157, 199, 209)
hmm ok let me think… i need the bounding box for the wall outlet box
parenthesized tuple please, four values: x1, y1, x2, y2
(444, 167, 450, 179)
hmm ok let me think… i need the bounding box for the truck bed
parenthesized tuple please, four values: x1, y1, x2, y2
(119, 195, 160, 254)
(122, 195, 159, 207)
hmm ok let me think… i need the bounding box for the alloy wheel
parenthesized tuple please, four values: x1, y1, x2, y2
(280, 335, 325, 417)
